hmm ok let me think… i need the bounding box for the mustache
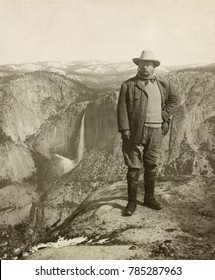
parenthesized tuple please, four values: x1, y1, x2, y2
(138, 66, 154, 71)
(138, 68, 155, 75)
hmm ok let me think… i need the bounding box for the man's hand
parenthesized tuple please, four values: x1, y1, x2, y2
(161, 121, 170, 135)
(121, 130, 131, 140)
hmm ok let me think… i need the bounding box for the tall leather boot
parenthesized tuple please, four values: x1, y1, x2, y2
(124, 169, 139, 216)
(144, 169, 162, 210)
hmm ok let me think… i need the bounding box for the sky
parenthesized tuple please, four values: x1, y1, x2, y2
(0, 0, 215, 66)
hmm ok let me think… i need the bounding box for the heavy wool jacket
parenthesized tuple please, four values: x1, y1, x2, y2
(117, 74, 179, 143)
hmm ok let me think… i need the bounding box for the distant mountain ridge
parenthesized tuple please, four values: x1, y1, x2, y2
(1, 60, 214, 76)
(1, 60, 214, 92)
(0, 60, 168, 78)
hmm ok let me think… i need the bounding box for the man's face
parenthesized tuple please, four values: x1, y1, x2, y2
(138, 61, 155, 77)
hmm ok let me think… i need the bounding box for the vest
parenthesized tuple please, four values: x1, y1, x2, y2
(144, 80, 162, 128)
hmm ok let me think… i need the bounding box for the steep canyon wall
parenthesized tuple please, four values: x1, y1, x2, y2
(0, 72, 90, 224)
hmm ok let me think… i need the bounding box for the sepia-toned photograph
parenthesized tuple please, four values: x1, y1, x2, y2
(0, 0, 214, 261)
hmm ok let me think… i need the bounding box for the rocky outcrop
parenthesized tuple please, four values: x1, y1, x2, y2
(26, 176, 215, 260)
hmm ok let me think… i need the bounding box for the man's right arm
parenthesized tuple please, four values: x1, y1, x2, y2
(117, 82, 130, 137)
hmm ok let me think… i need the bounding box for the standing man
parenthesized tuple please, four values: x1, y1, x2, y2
(117, 50, 179, 216)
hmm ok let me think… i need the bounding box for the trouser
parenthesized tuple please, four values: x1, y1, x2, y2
(126, 168, 139, 203)
(122, 127, 162, 199)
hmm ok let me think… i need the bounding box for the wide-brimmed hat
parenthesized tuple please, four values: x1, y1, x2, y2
(132, 50, 160, 67)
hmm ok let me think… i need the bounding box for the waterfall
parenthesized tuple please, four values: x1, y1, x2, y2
(77, 112, 85, 162)
(52, 112, 85, 175)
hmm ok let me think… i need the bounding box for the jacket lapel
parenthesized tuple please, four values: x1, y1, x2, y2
(133, 76, 148, 97)
(136, 80, 146, 91)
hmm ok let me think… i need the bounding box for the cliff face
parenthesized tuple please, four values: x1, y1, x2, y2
(0, 73, 78, 142)
(85, 94, 118, 150)
(0, 72, 92, 224)
(0, 141, 35, 184)
(160, 72, 215, 176)
(0, 68, 215, 227)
